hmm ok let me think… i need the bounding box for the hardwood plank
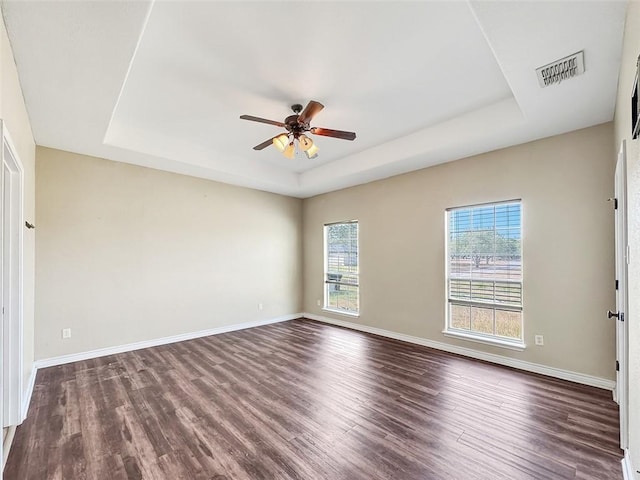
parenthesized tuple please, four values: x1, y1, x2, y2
(4, 319, 623, 479)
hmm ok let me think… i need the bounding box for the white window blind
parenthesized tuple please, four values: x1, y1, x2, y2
(446, 201, 523, 342)
(324, 221, 359, 314)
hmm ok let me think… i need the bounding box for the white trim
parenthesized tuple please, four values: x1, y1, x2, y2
(21, 367, 36, 421)
(34, 314, 301, 369)
(304, 313, 615, 391)
(443, 330, 526, 351)
(2, 425, 16, 471)
(321, 308, 359, 318)
(622, 449, 637, 480)
(0, 121, 25, 428)
(615, 140, 630, 450)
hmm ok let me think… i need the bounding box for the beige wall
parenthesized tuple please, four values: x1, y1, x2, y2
(303, 123, 616, 380)
(35, 147, 302, 359)
(1, 13, 36, 409)
(614, 0, 640, 469)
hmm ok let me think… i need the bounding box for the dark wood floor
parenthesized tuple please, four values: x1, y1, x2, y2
(5, 319, 622, 479)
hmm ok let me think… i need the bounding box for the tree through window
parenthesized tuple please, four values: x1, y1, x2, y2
(446, 201, 523, 343)
(324, 221, 359, 314)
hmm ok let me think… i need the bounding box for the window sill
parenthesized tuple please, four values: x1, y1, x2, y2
(322, 308, 360, 318)
(442, 330, 526, 351)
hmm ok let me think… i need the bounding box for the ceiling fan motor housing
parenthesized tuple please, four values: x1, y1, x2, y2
(285, 113, 308, 138)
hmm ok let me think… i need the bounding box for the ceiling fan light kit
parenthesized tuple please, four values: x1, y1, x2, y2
(240, 100, 356, 160)
(283, 141, 296, 159)
(305, 142, 319, 159)
(298, 134, 313, 151)
(273, 133, 289, 152)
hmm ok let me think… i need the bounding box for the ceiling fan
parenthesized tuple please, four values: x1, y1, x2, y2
(240, 100, 356, 159)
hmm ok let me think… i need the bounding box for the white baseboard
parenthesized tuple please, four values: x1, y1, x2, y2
(21, 367, 37, 421)
(34, 313, 301, 369)
(304, 313, 616, 391)
(622, 449, 637, 480)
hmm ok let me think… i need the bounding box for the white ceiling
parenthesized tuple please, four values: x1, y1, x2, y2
(2, 1, 628, 198)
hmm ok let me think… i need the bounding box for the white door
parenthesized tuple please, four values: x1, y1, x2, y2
(2, 159, 10, 425)
(0, 147, 4, 458)
(0, 122, 24, 429)
(612, 140, 629, 450)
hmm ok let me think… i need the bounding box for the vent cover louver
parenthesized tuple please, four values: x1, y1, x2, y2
(536, 51, 585, 88)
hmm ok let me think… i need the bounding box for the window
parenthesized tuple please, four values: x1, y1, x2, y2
(324, 221, 359, 315)
(446, 201, 523, 346)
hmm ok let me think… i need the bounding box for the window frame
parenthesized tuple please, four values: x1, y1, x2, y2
(444, 200, 525, 350)
(323, 220, 360, 316)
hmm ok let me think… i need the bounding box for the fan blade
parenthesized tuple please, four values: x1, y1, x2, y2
(310, 127, 356, 141)
(253, 136, 279, 150)
(240, 115, 285, 127)
(298, 100, 324, 124)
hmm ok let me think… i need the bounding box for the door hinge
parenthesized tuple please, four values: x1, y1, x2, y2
(616, 360, 620, 371)
(615, 279, 619, 290)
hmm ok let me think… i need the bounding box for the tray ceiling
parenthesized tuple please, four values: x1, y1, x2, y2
(2, 1, 627, 197)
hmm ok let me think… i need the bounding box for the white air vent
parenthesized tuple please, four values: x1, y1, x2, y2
(536, 51, 585, 88)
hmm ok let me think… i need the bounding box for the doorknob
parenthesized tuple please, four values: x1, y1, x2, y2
(607, 310, 620, 319)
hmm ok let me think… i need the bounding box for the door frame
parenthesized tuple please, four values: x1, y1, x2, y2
(614, 139, 629, 450)
(0, 120, 25, 433)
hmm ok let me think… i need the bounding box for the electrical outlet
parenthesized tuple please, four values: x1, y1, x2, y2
(317, 299, 321, 306)
(258, 303, 263, 311)
(62, 328, 71, 339)
(534, 335, 544, 346)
